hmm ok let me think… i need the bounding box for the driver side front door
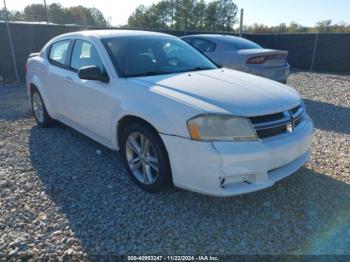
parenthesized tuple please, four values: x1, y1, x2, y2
(62, 39, 113, 143)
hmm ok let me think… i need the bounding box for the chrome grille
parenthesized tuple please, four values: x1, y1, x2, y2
(250, 105, 304, 139)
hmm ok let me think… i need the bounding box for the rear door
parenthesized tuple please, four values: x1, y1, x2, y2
(45, 39, 73, 115)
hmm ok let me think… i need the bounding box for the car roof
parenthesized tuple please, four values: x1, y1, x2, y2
(54, 29, 175, 40)
(181, 34, 262, 48)
(182, 34, 240, 40)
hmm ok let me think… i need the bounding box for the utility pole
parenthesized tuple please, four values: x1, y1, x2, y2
(239, 8, 244, 37)
(3, 0, 19, 83)
(43, 0, 49, 24)
(310, 33, 319, 71)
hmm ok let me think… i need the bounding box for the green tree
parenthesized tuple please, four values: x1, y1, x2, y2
(315, 20, 333, 33)
(90, 7, 110, 27)
(246, 23, 273, 33)
(177, 0, 207, 31)
(147, 2, 172, 29)
(216, 0, 238, 31)
(128, 5, 151, 28)
(0, 8, 24, 21)
(168, 0, 181, 29)
(19, 3, 109, 26)
(127, 0, 238, 32)
(48, 3, 66, 24)
(204, 0, 238, 31)
(287, 21, 299, 32)
(0, 8, 7, 20)
(285, 21, 307, 33)
(176, 0, 192, 30)
(333, 22, 350, 33)
(24, 4, 47, 21)
(10, 11, 24, 21)
(204, 1, 218, 31)
(64, 6, 95, 26)
(192, 0, 206, 30)
(274, 23, 287, 33)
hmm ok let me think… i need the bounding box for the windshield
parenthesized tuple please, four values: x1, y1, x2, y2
(223, 36, 262, 50)
(102, 36, 217, 77)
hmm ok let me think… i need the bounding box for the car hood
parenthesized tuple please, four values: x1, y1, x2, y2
(127, 68, 300, 116)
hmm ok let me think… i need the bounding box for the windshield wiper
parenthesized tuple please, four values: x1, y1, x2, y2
(126, 71, 174, 77)
(179, 66, 215, 73)
(126, 67, 215, 78)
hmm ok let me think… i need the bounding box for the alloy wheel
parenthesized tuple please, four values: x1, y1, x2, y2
(125, 132, 159, 185)
(32, 92, 44, 123)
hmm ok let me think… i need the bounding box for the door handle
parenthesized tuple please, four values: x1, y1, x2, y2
(64, 76, 73, 83)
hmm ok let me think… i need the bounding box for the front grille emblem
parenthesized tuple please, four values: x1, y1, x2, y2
(250, 105, 303, 139)
(287, 110, 294, 132)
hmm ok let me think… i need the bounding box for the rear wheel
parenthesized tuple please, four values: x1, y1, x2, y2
(120, 122, 172, 192)
(31, 88, 54, 127)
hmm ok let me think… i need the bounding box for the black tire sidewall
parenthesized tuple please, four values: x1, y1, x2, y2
(31, 88, 53, 127)
(120, 122, 172, 192)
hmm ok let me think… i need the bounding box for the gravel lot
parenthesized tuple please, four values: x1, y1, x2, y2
(0, 71, 349, 259)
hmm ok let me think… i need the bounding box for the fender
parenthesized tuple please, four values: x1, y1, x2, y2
(111, 99, 191, 150)
(27, 75, 55, 119)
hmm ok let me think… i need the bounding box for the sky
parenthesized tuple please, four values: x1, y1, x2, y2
(2, 0, 350, 27)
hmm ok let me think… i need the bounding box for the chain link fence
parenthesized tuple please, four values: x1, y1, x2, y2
(1, 22, 350, 84)
(0, 22, 84, 84)
(244, 33, 350, 72)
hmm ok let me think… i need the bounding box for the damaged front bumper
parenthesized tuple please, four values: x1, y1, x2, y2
(160, 115, 313, 197)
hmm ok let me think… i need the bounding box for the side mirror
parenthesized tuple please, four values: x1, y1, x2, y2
(78, 66, 109, 83)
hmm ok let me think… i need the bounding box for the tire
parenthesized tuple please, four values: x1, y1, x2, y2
(31, 87, 54, 127)
(120, 122, 172, 192)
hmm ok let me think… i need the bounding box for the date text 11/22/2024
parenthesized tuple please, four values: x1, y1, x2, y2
(127, 255, 219, 261)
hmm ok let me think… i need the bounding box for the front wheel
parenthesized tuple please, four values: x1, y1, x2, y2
(120, 122, 172, 192)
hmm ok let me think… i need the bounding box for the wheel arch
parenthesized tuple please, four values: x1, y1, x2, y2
(116, 114, 174, 187)
(27, 76, 54, 117)
(115, 114, 162, 151)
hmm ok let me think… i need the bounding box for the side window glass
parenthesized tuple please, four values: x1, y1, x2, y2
(70, 40, 105, 72)
(192, 39, 216, 53)
(49, 40, 70, 66)
(182, 38, 193, 45)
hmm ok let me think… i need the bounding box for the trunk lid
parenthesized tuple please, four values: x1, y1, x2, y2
(239, 49, 288, 68)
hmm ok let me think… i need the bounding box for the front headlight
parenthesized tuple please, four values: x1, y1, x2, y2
(187, 115, 257, 141)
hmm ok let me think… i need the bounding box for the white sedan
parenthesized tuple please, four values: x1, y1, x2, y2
(26, 30, 313, 197)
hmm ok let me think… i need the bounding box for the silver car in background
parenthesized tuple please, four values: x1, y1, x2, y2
(181, 34, 290, 83)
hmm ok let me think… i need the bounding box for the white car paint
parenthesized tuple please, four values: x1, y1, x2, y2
(26, 30, 313, 197)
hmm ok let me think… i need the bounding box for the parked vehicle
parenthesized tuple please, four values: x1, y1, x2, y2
(26, 30, 313, 196)
(181, 34, 290, 83)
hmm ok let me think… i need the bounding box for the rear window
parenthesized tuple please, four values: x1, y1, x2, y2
(224, 36, 261, 50)
(49, 40, 70, 66)
(185, 38, 216, 53)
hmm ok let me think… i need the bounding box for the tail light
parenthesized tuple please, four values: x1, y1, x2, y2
(246, 56, 267, 64)
(247, 54, 287, 64)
